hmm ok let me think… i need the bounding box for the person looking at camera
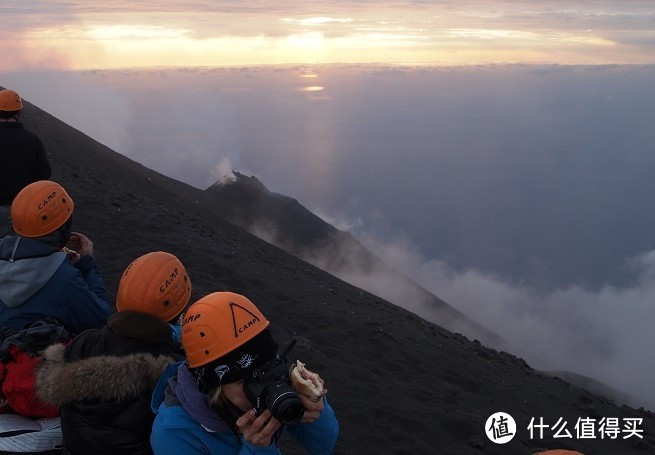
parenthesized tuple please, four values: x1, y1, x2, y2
(150, 291, 339, 454)
(0, 180, 112, 333)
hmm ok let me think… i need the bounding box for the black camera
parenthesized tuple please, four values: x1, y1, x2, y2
(243, 340, 305, 425)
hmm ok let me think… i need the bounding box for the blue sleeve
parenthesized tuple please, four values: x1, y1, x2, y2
(63, 257, 113, 333)
(74, 256, 110, 303)
(238, 437, 282, 454)
(151, 422, 211, 455)
(287, 398, 339, 455)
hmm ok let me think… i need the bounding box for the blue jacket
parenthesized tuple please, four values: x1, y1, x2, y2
(0, 235, 113, 333)
(151, 362, 339, 455)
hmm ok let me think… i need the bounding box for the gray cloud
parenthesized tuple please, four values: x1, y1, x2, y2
(345, 231, 655, 409)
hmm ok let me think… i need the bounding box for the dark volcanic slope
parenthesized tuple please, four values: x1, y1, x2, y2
(205, 173, 499, 345)
(15, 97, 655, 454)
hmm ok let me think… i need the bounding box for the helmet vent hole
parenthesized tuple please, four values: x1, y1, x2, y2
(163, 300, 170, 307)
(184, 276, 188, 282)
(62, 198, 66, 203)
(200, 331, 205, 337)
(41, 215, 48, 221)
(204, 350, 210, 355)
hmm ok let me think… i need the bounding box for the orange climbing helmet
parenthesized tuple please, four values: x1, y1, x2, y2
(116, 251, 192, 322)
(0, 90, 23, 112)
(183, 292, 271, 368)
(11, 181, 74, 238)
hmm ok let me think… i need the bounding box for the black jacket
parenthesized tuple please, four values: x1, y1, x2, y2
(0, 122, 51, 205)
(37, 311, 184, 455)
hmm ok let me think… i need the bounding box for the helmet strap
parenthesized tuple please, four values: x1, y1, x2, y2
(56, 217, 73, 249)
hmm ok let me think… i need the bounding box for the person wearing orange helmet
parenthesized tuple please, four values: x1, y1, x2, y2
(0, 89, 51, 238)
(0, 180, 112, 333)
(150, 292, 339, 454)
(37, 251, 192, 455)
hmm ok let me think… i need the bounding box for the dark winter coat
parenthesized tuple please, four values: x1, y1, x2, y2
(37, 311, 184, 455)
(0, 122, 51, 205)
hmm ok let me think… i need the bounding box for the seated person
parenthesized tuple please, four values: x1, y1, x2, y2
(37, 251, 192, 455)
(0, 180, 111, 333)
(150, 292, 339, 454)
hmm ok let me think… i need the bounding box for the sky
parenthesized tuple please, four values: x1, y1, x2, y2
(2, 1, 655, 70)
(3, 1, 655, 408)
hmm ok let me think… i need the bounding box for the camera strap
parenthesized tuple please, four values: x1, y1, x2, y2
(277, 338, 297, 362)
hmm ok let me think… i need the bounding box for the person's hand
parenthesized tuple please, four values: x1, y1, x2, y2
(236, 409, 282, 446)
(300, 394, 325, 423)
(61, 247, 81, 264)
(67, 232, 94, 258)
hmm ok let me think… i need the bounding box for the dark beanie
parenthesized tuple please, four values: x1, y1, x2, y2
(191, 328, 278, 391)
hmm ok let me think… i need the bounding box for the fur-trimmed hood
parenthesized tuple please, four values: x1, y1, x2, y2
(37, 343, 174, 405)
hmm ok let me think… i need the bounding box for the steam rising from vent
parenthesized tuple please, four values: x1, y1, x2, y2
(211, 156, 237, 185)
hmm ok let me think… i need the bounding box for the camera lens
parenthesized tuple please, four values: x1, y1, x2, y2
(269, 390, 305, 425)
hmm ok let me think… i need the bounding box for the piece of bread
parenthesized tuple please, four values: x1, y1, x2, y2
(61, 247, 78, 258)
(290, 360, 326, 402)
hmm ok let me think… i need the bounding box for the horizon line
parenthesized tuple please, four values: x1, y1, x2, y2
(3, 62, 655, 73)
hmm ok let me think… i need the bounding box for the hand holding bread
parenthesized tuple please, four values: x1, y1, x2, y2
(290, 360, 327, 402)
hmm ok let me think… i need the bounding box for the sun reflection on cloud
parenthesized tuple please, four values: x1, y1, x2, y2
(300, 86, 324, 92)
(300, 72, 319, 78)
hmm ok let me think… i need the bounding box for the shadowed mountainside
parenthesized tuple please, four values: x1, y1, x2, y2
(10, 93, 655, 454)
(205, 173, 499, 345)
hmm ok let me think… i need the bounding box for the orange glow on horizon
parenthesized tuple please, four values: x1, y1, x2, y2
(2, 3, 653, 71)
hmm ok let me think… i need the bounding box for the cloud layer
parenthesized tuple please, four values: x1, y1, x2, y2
(349, 232, 655, 408)
(2, 1, 655, 68)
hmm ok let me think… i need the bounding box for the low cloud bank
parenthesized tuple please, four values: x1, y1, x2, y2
(331, 232, 655, 409)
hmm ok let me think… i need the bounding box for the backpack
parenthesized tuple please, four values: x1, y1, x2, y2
(0, 321, 70, 418)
